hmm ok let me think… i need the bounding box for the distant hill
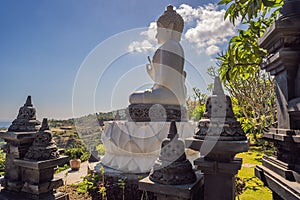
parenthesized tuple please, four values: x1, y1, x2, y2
(48, 108, 126, 151)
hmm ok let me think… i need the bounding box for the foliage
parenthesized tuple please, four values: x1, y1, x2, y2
(65, 148, 83, 159)
(192, 104, 206, 121)
(226, 70, 276, 144)
(75, 173, 100, 194)
(98, 166, 107, 199)
(95, 112, 114, 121)
(118, 178, 126, 200)
(220, 0, 283, 25)
(55, 164, 70, 174)
(65, 147, 89, 161)
(49, 119, 74, 128)
(217, 0, 283, 89)
(51, 128, 87, 150)
(96, 144, 106, 155)
(186, 88, 208, 121)
(213, 0, 283, 144)
(0, 149, 5, 176)
(73, 169, 155, 200)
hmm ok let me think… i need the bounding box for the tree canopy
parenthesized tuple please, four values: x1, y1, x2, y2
(215, 0, 283, 143)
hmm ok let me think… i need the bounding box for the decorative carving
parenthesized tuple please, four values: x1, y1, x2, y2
(101, 121, 196, 173)
(24, 118, 59, 161)
(194, 77, 247, 141)
(8, 96, 41, 132)
(128, 104, 187, 122)
(149, 121, 196, 185)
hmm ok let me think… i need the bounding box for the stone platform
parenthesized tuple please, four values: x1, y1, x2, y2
(101, 121, 197, 173)
(128, 104, 188, 122)
(139, 173, 204, 200)
(256, 164, 300, 200)
(88, 162, 148, 180)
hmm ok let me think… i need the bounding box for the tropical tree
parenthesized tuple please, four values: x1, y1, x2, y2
(214, 0, 283, 143)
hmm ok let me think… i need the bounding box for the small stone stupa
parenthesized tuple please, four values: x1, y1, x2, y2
(8, 96, 41, 132)
(185, 76, 248, 200)
(149, 121, 196, 185)
(13, 118, 68, 199)
(24, 118, 60, 161)
(194, 77, 246, 142)
(0, 96, 68, 199)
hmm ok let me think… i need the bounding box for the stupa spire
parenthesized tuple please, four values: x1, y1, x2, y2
(212, 76, 225, 96)
(40, 118, 50, 131)
(24, 95, 33, 106)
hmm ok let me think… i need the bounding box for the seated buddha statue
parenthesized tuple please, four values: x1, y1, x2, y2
(129, 5, 187, 106)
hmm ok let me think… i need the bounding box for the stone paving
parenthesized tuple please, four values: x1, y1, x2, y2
(55, 161, 88, 185)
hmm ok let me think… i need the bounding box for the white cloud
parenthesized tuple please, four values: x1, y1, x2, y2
(128, 40, 156, 53)
(128, 22, 157, 53)
(178, 4, 238, 55)
(128, 3, 238, 55)
(141, 22, 157, 41)
(176, 4, 202, 24)
(205, 45, 220, 55)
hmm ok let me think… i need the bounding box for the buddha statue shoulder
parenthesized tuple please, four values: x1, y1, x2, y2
(129, 5, 187, 106)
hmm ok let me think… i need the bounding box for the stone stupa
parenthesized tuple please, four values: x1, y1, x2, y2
(0, 96, 68, 200)
(24, 118, 60, 161)
(8, 96, 41, 132)
(149, 121, 196, 185)
(194, 77, 247, 142)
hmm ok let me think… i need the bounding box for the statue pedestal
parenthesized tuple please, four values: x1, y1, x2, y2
(185, 138, 248, 200)
(0, 131, 36, 192)
(139, 174, 203, 200)
(101, 121, 197, 173)
(195, 157, 242, 200)
(14, 156, 68, 195)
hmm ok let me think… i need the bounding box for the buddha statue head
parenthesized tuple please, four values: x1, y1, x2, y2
(156, 5, 184, 44)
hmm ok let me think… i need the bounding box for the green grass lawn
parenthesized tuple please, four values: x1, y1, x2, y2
(236, 147, 272, 200)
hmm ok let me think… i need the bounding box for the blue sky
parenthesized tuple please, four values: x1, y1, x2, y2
(0, 0, 237, 122)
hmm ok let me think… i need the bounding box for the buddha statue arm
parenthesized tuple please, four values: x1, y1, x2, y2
(146, 63, 155, 82)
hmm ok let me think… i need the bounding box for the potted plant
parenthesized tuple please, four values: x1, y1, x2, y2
(66, 148, 83, 171)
